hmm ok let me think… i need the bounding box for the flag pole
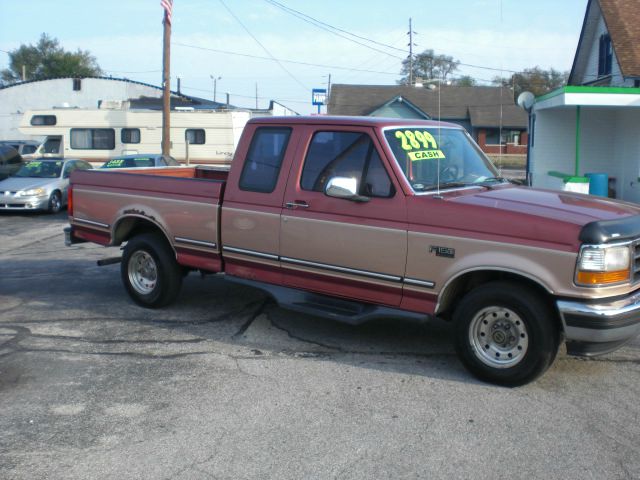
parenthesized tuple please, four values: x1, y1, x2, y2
(161, 2, 172, 156)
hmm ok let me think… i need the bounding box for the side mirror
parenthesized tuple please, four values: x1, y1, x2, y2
(325, 177, 369, 202)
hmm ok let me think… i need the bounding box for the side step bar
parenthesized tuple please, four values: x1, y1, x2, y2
(226, 276, 430, 326)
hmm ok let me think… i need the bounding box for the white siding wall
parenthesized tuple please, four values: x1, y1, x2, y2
(615, 110, 640, 202)
(581, 13, 632, 86)
(530, 109, 576, 190)
(0, 78, 164, 140)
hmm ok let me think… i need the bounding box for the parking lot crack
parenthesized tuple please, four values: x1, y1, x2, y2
(232, 298, 269, 338)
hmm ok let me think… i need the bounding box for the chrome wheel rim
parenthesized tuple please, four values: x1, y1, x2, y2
(51, 194, 61, 211)
(469, 306, 529, 368)
(128, 251, 158, 295)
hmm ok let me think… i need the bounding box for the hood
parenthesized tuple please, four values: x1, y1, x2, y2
(0, 176, 60, 192)
(410, 185, 640, 250)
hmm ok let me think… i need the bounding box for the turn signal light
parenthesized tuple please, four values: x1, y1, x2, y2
(576, 270, 630, 285)
(68, 186, 73, 217)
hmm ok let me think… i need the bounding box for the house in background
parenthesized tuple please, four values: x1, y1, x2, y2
(528, 0, 640, 202)
(327, 84, 528, 161)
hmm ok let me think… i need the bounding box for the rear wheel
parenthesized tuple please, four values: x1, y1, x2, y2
(121, 233, 182, 308)
(453, 281, 560, 386)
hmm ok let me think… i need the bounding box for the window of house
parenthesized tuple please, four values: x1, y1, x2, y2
(70, 128, 115, 150)
(30, 115, 56, 126)
(239, 127, 291, 193)
(485, 129, 500, 145)
(185, 129, 205, 144)
(73, 78, 82, 91)
(598, 34, 613, 77)
(121, 128, 141, 144)
(301, 131, 394, 198)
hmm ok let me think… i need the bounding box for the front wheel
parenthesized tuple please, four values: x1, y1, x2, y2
(48, 191, 62, 213)
(121, 233, 182, 308)
(453, 282, 560, 387)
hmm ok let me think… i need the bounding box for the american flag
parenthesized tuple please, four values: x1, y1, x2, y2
(161, 0, 173, 25)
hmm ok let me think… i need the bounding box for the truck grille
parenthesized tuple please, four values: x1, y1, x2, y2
(634, 240, 640, 283)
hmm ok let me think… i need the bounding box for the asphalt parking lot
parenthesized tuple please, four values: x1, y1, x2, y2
(1, 210, 639, 480)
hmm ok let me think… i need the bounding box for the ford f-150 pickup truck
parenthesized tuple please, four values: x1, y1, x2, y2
(65, 116, 640, 386)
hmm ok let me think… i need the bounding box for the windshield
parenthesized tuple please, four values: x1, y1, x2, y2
(13, 160, 63, 178)
(384, 127, 500, 191)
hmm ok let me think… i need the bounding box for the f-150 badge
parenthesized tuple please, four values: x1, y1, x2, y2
(429, 246, 455, 258)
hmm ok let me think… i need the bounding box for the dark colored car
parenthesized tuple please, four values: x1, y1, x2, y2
(0, 145, 24, 180)
(100, 154, 180, 169)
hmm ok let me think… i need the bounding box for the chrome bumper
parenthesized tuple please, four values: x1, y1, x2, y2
(557, 289, 640, 356)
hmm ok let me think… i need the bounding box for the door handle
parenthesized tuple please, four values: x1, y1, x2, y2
(285, 200, 310, 209)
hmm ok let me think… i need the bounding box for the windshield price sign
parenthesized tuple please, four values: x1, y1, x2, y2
(394, 130, 446, 161)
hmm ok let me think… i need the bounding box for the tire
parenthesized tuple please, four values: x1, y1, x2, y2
(48, 191, 62, 213)
(120, 233, 183, 308)
(452, 281, 560, 387)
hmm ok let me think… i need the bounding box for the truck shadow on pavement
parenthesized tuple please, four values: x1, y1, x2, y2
(1, 258, 616, 386)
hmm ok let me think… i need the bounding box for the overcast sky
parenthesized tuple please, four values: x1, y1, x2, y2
(0, 0, 589, 113)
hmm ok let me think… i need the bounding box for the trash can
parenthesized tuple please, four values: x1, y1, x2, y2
(586, 173, 608, 197)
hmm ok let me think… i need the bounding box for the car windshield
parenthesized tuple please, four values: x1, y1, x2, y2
(101, 157, 155, 168)
(13, 160, 63, 178)
(383, 127, 500, 191)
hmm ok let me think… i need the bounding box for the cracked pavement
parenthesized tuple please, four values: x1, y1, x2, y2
(1, 211, 639, 480)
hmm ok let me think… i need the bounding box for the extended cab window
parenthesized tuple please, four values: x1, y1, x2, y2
(301, 131, 394, 198)
(239, 127, 291, 193)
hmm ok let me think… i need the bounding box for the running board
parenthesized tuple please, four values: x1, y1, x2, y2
(225, 276, 430, 326)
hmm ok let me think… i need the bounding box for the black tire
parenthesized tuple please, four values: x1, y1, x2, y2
(48, 191, 62, 213)
(452, 281, 560, 387)
(120, 233, 182, 308)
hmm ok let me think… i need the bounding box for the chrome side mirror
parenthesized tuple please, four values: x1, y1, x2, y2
(325, 177, 369, 202)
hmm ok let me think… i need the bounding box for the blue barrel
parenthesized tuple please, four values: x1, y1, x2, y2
(586, 173, 608, 197)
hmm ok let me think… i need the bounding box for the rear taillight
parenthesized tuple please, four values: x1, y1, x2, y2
(68, 185, 73, 217)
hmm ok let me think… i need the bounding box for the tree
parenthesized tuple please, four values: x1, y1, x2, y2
(492, 66, 568, 99)
(398, 49, 459, 85)
(1, 33, 102, 85)
(451, 75, 478, 87)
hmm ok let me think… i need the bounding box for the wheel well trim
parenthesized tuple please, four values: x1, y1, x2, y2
(112, 214, 175, 254)
(435, 266, 555, 314)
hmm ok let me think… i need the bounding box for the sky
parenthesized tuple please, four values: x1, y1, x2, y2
(0, 0, 589, 113)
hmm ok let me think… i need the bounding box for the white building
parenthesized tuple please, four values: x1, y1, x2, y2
(0, 76, 193, 140)
(528, 0, 640, 202)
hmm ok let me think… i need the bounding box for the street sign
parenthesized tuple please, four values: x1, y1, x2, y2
(312, 88, 327, 106)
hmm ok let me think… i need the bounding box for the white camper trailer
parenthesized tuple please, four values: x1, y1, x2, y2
(19, 107, 252, 165)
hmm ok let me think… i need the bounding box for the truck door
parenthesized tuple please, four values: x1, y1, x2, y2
(280, 127, 407, 307)
(221, 124, 298, 285)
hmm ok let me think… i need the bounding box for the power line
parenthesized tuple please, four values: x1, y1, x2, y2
(218, 0, 308, 93)
(172, 41, 400, 76)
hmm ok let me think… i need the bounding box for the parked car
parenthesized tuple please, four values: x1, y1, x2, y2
(100, 154, 179, 169)
(0, 140, 40, 156)
(0, 158, 92, 213)
(0, 145, 24, 180)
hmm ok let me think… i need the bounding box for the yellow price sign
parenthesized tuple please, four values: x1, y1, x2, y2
(394, 130, 439, 151)
(409, 150, 445, 161)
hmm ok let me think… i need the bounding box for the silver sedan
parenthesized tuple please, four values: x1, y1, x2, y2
(0, 158, 93, 213)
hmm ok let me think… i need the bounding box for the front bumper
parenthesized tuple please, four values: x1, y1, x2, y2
(0, 194, 49, 211)
(558, 289, 640, 356)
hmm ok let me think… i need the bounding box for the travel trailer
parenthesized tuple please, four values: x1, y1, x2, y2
(19, 106, 253, 165)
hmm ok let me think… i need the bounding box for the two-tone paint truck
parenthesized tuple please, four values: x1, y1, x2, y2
(65, 116, 640, 385)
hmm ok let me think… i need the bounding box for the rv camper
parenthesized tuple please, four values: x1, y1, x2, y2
(19, 107, 252, 166)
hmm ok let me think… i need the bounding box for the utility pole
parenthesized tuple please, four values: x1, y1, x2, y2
(161, 1, 172, 156)
(256, 82, 258, 109)
(327, 73, 332, 102)
(408, 18, 415, 86)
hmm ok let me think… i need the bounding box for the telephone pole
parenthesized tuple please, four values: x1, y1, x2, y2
(408, 18, 414, 86)
(161, 1, 172, 156)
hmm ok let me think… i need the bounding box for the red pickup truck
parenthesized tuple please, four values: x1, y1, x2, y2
(65, 116, 640, 386)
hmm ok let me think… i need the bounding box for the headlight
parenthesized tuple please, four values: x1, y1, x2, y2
(18, 188, 46, 197)
(576, 244, 631, 286)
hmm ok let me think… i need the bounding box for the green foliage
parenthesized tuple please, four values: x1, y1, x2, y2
(492, 66, 568, 99)
(1, 33, 102, 85)
(451, 75, 477, 87)
(399, 49, 460, 85)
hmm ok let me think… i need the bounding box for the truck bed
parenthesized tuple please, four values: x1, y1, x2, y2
(70, 165, 227, 272)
